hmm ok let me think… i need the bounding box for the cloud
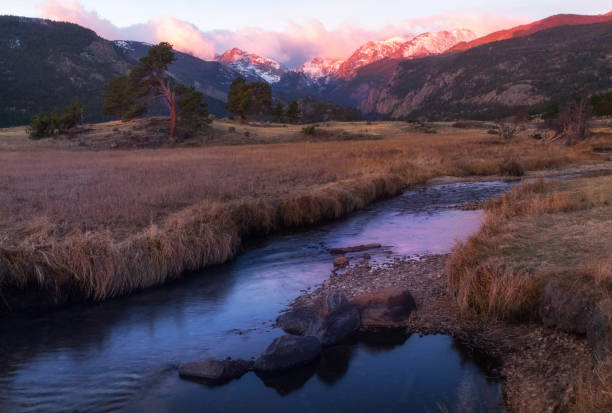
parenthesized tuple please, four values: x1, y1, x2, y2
(39, 1, 528, 67)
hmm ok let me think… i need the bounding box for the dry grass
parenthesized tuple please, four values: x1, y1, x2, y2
(1, 120, 610, 305)
(448, 175, 612, 320)
(447, 174, 612, 412)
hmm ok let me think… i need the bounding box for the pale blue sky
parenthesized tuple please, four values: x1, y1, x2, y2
(3, 0, 611, 31)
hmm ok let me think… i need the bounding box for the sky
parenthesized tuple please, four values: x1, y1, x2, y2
(2, 1, 611, 67)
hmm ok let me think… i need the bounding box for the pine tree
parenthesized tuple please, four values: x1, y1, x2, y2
(129, 42, 179, 137)
(226, 77, 250, 120)
(101, 76, 136, 121)
(250, 81, 272, 119)
(286, 101, 300, 124)
(272, 103, 284, 122)
(226, 78, 272, 121)
(176, 84, 211, 132)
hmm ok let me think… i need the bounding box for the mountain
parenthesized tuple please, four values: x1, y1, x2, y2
(295, 57, 344, 81)
(450, 12, 612, 52)
(295, 30, 477, 82)
(335, 37, 409, 79)
(0, 16, 242, 126)
(397, 29, 476, 58)
(0, 16, 132, 127)
(358, 22, 612, 119)
(215, 48, 284, 83)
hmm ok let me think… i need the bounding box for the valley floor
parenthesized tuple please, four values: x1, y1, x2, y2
(0, 119, 611, 310)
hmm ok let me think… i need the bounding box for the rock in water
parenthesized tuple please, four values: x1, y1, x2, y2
(315, 303, 361, 346)
(352, 288, 417, 328)
(277, 306, 319, 335)
(330, 244, 382, 254)
(333, 257, 349, 267)
(277, 292, 360, 347)
(254, 335, 321, 373)
(178, 359, 253, 383)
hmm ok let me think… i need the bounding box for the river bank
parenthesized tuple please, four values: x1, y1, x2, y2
(289, 254, 591, 412)
(287, 172, 612, 412)
(2, 120, 611, 312)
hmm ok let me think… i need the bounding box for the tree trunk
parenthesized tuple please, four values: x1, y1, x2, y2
(159, 77, 177, 139)
(170, 99, 177, 138)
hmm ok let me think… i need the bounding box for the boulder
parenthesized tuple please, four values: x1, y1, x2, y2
(314, 303, 360, 346)
(277, 306, 318, 335)
(178, 358, 253, 383)
(333, 257, 349, 267)
(352, 288, 417, 328)
(276, 292, 360, 347)
(254, 335, 321, 373)
(538, 281, 595, 334)
(587, 300, 612, 361)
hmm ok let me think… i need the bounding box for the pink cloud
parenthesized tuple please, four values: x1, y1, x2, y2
(39, 1, 528, 67)
(40, 0, 121, 40)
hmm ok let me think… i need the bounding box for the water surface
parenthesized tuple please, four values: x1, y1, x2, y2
(0, 181, 512, 412)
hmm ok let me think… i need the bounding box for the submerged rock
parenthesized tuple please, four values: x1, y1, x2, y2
(178, 358, 253, 383)
(254, 335, 321, 373)
(352, 288, 417, 328)
(333, 257, 349, 267)
(330, 244, 382, 254)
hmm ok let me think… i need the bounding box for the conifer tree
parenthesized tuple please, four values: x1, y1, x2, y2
(286, 100, 300, 124)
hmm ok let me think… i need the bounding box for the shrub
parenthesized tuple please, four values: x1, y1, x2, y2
(27, 112, 59, 139)
(499, 159, 525, 176)
(27, 99, 83, 139)
(301, 125, 317, 135)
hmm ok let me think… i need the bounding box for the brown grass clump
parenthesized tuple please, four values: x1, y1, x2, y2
(1, 120, 611, 307)
(570, 354, 612, 412)
(447, 175, 611, 320)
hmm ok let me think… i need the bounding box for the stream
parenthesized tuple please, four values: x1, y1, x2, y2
(0, 180, 514, 412)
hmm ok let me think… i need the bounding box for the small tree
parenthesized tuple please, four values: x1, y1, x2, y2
(493, 105, 526, 140)
(286, 101, 300, 124)
(250, 81, 271, 119)
(226, 77, 250, 120)
(556, 91, 592, 144)
(272, 103, 284, 122)
(590, 91, 612, 117)
(58, 99, 83, 129)
(176, 84, 211, 133)
(101, 76, 137, 121)
(226, 78, 272, 121)
(27, 99, 84, 139)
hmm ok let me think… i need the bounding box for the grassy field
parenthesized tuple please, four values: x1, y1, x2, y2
(447, 173, 612, 411)
(1, 119, 611, 307)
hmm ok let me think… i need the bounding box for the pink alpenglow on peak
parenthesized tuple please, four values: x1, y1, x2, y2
(295, 57, 345, 81)
(215, 48, 284, 83)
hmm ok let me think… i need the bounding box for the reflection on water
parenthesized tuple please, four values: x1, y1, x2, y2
(0, 181, 512, 412)
(128, 334, 501, 413)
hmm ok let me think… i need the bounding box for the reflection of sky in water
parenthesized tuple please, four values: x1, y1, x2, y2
(0, 181, 511, 413)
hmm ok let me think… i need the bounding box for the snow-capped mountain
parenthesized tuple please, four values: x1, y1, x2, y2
(215, 48, 284, 83)
(396, 29, 477, 58)
(295, 57, 344, 81)
(331, 29, 477, 79)
(335, 36, 409, 79)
